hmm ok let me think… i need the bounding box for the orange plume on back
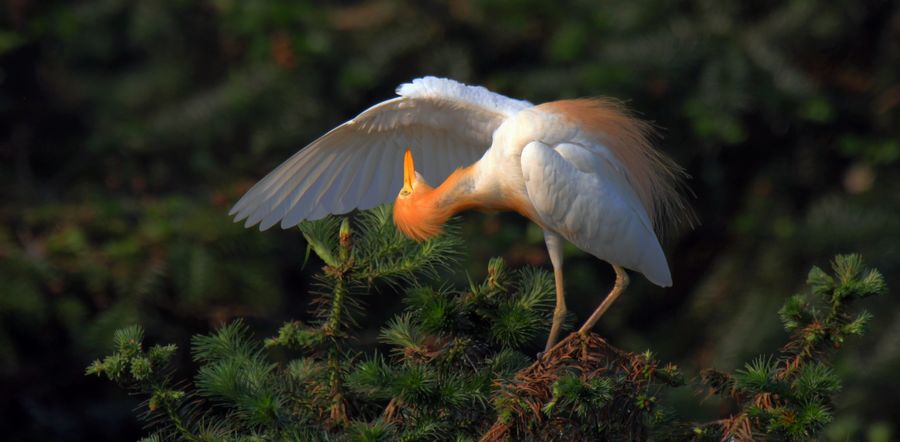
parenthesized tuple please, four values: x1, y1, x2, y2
(540, 98, 695, 234)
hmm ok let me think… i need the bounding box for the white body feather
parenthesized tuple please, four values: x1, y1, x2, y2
(231, 76, 672, 286)
(470, 107, 671, 286)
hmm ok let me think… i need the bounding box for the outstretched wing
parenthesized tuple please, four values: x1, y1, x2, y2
(520, 141, 672, 287)
(230, 76, 533, 230)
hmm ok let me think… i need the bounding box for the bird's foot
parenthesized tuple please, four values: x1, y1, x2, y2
(538, 332, 579, 360)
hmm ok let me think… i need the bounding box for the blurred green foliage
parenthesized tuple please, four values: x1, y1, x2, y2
(2, 0, 899, 440)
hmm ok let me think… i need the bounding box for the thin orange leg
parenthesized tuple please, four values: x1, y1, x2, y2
(545, 265, 567, 351)
(543, 231, 567, 351)
(578, 265, 629, 334)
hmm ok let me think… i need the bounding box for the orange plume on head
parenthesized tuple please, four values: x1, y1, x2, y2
(393, 149, 450, 242)
(393, 194, 449, 242)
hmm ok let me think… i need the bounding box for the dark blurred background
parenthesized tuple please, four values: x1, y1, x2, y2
(1, 0, 899, 440)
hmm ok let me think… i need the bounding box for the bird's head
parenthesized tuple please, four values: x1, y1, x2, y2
(393, 149, 446, 242)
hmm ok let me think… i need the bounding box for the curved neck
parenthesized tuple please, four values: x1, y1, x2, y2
(432, 165, 481, 214)
(394, 165, 481, 241)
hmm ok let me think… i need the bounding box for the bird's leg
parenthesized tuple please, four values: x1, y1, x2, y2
(578, 265, 629, 335)
(545, 265, 567, 351)
(543, 232, 567, 351)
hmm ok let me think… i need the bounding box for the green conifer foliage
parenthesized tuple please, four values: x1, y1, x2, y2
(86, 209, 886, 441)
(697, 254, 887, 441)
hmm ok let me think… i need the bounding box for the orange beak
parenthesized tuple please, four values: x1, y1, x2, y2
(403, 149, 415, 192)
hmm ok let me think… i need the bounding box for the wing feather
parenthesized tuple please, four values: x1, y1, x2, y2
(322, 148, 370, 215)
(337, 144, 382, 212)
(249, 144, 340, 228)
(231, 77, 533, 229)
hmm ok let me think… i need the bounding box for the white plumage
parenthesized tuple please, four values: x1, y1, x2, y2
(231, 76, 691, 350)
(230, 77, 532, 228)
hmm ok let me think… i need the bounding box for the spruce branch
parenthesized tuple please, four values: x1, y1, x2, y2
(85, 325, 201, 441)
(86, 207, 886, 442)
(699, 254, 887, 441)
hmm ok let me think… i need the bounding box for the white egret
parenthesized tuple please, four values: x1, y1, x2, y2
(230, 76, 692, 350)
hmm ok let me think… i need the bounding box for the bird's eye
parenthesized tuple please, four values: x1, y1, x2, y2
(399, 189, 411, 197)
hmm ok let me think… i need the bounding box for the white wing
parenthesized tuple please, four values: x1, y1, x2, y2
(230, 77, 533, 230)
(521, 141, 672, 286)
